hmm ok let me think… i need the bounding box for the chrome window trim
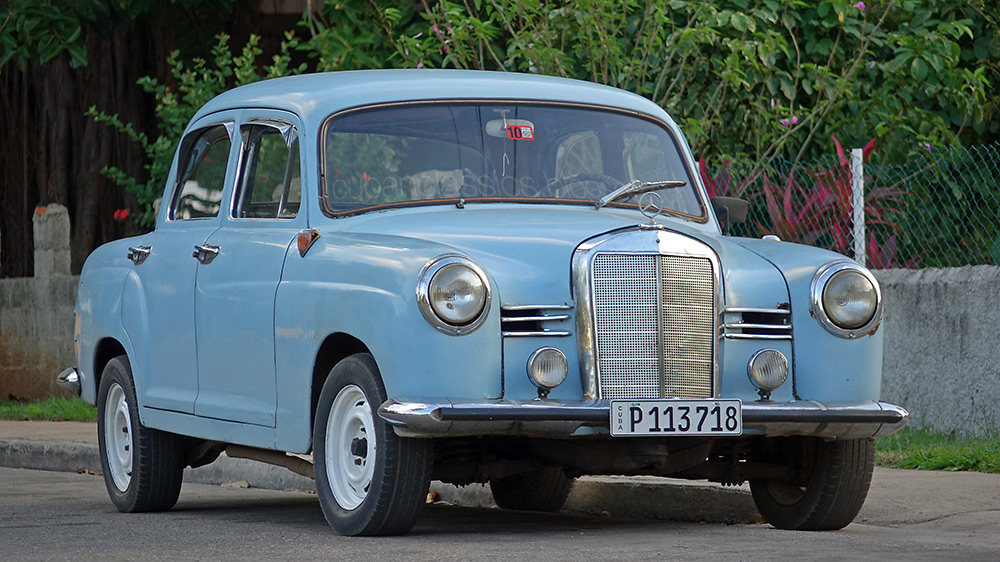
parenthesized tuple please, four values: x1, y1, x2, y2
(572, 228, 724, 400)
(809, 260, 883, 339)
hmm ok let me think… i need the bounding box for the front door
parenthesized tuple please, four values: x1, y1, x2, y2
(193, 115, 304, 426)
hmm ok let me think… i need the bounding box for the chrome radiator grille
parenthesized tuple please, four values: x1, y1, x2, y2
(592, 253, 716, 399)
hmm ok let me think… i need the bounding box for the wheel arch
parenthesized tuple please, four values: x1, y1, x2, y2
(310, 332, 371, 435)
(91, 338, 128, 404)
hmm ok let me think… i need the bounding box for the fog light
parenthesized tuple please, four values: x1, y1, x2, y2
(527, 347, 567, 395)
(748, 349, 788, 397)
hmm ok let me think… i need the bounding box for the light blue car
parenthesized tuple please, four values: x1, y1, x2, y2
(60, 70, 908, 535)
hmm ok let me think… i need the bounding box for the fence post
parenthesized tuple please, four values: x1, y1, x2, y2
(851, 148, 866, 264)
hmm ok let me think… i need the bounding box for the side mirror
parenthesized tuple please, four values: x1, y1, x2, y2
(711, 196, 749, 236)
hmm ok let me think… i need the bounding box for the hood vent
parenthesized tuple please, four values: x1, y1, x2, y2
(501, 305, 572, 337)
(724, 307, 792, 340)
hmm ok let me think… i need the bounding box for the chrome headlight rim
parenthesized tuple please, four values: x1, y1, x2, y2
(810, 260, 882, 339)
(416, 254, 491, 336)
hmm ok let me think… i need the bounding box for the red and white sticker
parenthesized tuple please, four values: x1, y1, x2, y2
(505, 124, 534, 141)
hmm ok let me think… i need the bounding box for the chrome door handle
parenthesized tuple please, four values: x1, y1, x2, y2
(127, 246, 151, 266)
(192, 244, 220, 265)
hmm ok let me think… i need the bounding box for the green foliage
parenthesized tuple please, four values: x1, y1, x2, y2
(0, 0, 104, 69)
(0, 396, 97, 422)
(303, 0, 415, 70)
(877, 427, 1000, 473)
(88, 33, 306, 228)
(394, 0, 997, 163)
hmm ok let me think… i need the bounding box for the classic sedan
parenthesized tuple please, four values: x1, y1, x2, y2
(59, 70, 908, 535)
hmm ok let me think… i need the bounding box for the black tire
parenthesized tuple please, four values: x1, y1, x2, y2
(491, 466, 574, 513)
(97, 355, 184, 512)
(750, 437, 875, 531)
(313, 353, 432, 536)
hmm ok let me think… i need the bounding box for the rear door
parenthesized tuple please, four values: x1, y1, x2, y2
(132, 115, 238, 414)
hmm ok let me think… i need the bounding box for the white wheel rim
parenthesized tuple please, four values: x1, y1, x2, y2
(104, 382, 133, 492)
(325, 384, 376, 511)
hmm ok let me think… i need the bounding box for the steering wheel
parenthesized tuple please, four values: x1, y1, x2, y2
(546, 173, 622, 199)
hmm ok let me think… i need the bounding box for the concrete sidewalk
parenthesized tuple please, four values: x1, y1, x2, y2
(2, 420, 998, 527)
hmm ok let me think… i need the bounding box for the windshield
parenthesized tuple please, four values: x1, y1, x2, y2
(321, 103, 704, 218)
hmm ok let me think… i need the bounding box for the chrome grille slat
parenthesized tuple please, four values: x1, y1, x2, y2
(592, 252, 715, 400)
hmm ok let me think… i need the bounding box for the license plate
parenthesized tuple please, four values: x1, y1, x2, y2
(610, 399, 743, 436)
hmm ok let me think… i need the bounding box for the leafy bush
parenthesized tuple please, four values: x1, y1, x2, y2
(87, 33, 304, 228)
(393, 0, 996, 164)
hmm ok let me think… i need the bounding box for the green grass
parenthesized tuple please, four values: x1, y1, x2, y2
(876, 427, 1000, 473)
(0, 396, 97, 422)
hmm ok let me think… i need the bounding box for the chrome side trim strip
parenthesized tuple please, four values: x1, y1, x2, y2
(502, 315, 572, 323)
(502, 330, 572, 338)
(501, 304, 573, 311)
(726, 307, 790, 315)
(725, 323, 792, 331)
(724, 334, 793, 341)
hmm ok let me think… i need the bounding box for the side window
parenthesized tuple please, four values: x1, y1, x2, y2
(236, 124, 301, 219)
(171, 124, 232, 220)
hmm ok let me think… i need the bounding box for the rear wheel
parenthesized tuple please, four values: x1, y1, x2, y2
(491, 466, 574, 512)
(750, 437, 875, 530)
(97, 355, 184, 512)
(313, 353, 432, 536)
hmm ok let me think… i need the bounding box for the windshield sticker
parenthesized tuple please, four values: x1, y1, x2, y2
(506, 124, 534, 141)
(486, 118, 535, 140)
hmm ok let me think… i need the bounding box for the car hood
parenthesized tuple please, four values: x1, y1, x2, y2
(335, 203, 790, 307)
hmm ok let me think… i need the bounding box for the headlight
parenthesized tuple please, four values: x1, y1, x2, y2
(810, 261, 882, 338)
(417, 254, 491, 335)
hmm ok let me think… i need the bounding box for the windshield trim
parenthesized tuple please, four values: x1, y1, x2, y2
(317, 99, 708, 222)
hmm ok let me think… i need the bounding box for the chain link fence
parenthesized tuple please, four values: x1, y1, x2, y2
(701, 142, 1000, 269)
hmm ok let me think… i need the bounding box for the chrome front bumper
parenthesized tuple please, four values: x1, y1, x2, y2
(379, 399, 909, 439)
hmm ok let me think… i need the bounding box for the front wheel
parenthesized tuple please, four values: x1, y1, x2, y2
(313, 353, 432, 536)
(750, 437, 875, 530)
(97, 355, 184, 512)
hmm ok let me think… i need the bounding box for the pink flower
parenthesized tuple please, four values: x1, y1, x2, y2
(447, 27, 454, 35)
(853, 1, 866, 10)
(869, 61, 876, 69)
(770, 98, 776, 108)
(361, 172, 371, 181)
(924, 143, 932, 152)
(780, 116, 799, 128)
(416, 60, 424, 69)
(432, 25, 439, 33)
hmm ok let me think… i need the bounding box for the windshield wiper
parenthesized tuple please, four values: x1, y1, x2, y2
(595, 179, 687, 209)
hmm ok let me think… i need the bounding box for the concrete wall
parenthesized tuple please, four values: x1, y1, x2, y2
(1, 206, 78, 400)
(875, 267, 1000, 437)
(2, 208, 997, 436)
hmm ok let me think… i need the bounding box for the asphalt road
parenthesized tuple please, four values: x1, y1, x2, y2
(3, 466, 999, 561)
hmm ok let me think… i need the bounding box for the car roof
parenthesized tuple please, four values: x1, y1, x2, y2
(191, 69, 677, 130)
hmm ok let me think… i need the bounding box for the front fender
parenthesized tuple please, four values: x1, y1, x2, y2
(731, 238, 883, 402)
(273, 231, 502, 451)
